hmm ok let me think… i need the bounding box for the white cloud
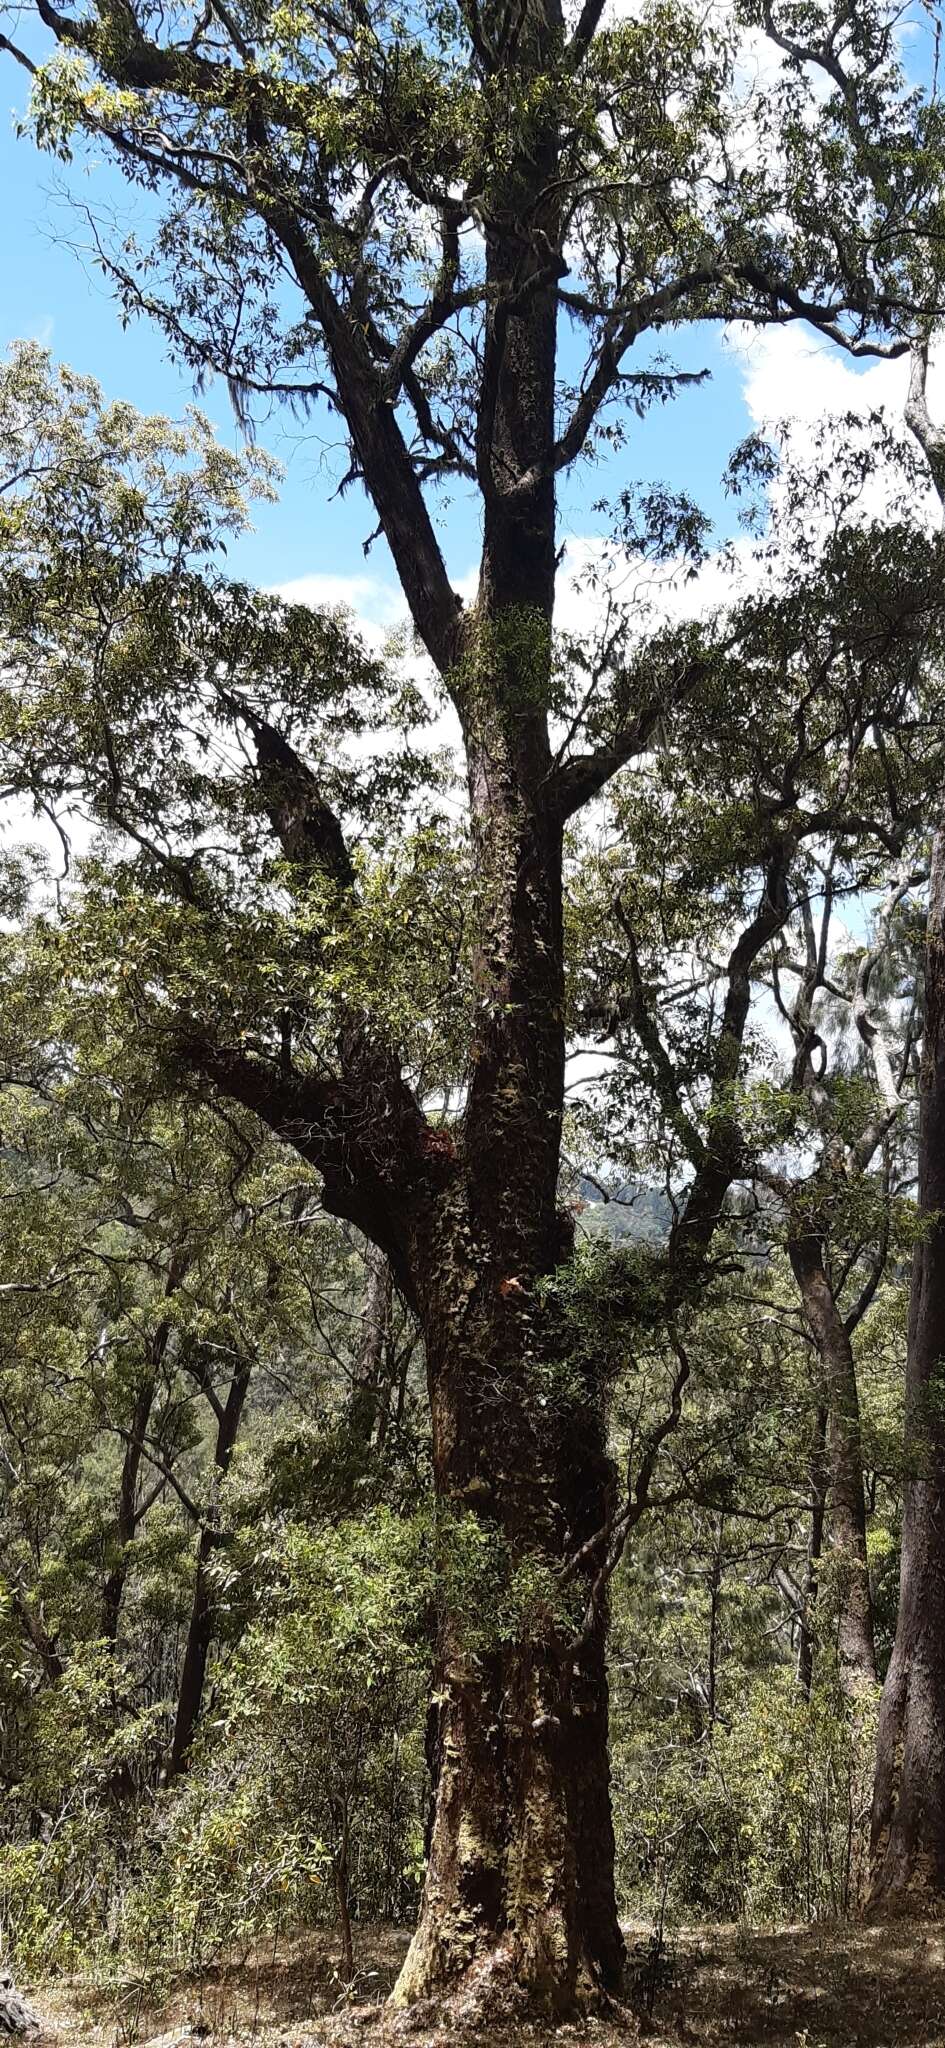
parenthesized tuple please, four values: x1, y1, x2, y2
(727, 322, 909, 430)
(726, 321, 945, 536)
(274, 571, 407, 652)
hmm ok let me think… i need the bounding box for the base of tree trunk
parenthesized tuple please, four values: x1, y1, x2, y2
(390, 1933, 625, 2027)
(867, 1889, 945, 1921)
(0, 1977, 39, 2036)
(869, 1641, 945, 1916)
(389, 1624, 625, 2021)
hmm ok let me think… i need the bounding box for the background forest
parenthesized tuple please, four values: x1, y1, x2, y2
(0, 875, 913, 1981)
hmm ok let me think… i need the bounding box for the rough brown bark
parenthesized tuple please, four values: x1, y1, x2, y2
(788, 1234, 876, 1695)
(182, 827, 627, 2004)
(393, 1247, 624, 2010)
(371, 45, 625, 2003)
(797, 1405, 828, 1699)
(349, 1245, 394, 1447)
(870, 816, 945, 1911)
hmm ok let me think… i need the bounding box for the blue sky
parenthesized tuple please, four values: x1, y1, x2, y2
(0, 29, 927, 1061)
(0, 66, 759, 607)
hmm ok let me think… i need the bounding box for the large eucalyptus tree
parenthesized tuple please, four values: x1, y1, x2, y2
(870, 353, 945, 1911)
(1, 0, 944, 2007)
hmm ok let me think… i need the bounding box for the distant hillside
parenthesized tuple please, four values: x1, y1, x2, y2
(576, 1178, 671, 1243)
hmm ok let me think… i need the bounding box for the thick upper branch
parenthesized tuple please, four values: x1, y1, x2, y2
(222, 695, 356, 886)
(176, 1042, 434, 1306)
(549, 653, 710, 819)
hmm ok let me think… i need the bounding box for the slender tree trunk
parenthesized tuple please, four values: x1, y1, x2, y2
(706, 1519, 724, 1727)
(169, 1526, 216, 1779)
(789, 1235, 876, 1694)
(349, 1245, 393, 1447)
(10, 1584, 62, 1684)
(870, 816, 945, 1910)
(102, 1373, 156, 1642)
(333, 1803, 355, 1982)
(797, 1405, 828, 1699)
(169, 1360, 251, 1778)
(103, 1259, 188, 1641)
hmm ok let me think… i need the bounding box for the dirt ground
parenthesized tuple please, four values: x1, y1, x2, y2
(21, 1918, 945, 2048)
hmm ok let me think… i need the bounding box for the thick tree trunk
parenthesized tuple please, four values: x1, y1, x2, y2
(382, 43, 626, 2000)
(397, 1624, 621, 2011)
(788, 1235, 876, 1694)
(393, 1218, 624, 2011)
(391, 109, 630, 1989)
(870, 818, 945, 1911)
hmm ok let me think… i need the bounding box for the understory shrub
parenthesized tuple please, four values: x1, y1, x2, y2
(613, 1669, 879, 1923)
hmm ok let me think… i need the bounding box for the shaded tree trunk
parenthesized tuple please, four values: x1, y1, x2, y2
(380, 29, 627, 2001)
(870, 816, 945, 1910)
(394, 1253, 623, 2010)
(797, 1405, 828, 1699)
(706, 1519, 724, 1727)
(788, 1235, 876, 1694)
(103, 1258, 188, 1641)
(375, 1324, 415, 1454)
(332, 1798, 355, 1981)
(169, 1359, 251, 1778)
(168, 1527, 216, 1779)
(102, 1372, 157, 1643)
(349, 1245, 393, 1447)
(386, 57, 626, 1994)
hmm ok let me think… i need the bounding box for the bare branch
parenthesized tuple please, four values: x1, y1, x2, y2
(850, 857, 925, 1171)
(906, 340, 945, 507)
